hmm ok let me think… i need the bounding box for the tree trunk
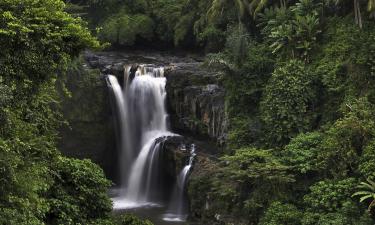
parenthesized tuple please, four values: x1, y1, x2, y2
(354, 0, 363, 29)
(280, 0, 286, 8)
(357, 0, 363, 28)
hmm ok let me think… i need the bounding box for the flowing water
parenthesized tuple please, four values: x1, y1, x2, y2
(106, 64, 193, 224)
(163, 144, 196, 222)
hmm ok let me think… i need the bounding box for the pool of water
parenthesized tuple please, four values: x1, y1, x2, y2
(111, 189, 188, 225)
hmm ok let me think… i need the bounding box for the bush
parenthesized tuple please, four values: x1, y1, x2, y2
(47, 157, 112, 225)
(359, 140, 375, 179)
(212, 148, 294, 222)
(319, 98, 375, 177)
(259, 201, 302, 225)
(260, 60, 316, 146)
(282, 132, 323, 174)
(113, 214, 153, 225)
(99, 13, 154, 46)
(302, 178, 372, 225)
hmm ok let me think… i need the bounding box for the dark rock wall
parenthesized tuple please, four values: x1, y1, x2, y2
(165, 63, 227, 147)
(58, 62, 118, 182)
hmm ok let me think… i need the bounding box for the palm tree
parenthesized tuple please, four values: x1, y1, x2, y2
(207, 0, 247, 23)
(354, 0, 363, 28)
(249, 0, 270, 17)
(326, 0, 375, 28)
(352, 179, 375, 212)
(369, 0, 375, 17)
(207, 0, 275, 22)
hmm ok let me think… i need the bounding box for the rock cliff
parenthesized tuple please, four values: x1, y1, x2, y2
(165, 63, 227, 146)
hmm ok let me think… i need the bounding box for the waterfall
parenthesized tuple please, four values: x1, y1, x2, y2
(163, 144, 196, 222)
(106, 75, 128, 171)
(107, 63, 195, 222)
(108, 65, 175, 209)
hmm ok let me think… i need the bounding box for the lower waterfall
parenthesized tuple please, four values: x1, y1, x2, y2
(163, 144, 196, 222)
(106, 64, 193, 222)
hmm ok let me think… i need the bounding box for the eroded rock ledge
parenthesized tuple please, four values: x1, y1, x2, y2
(165, 63, 227, 146)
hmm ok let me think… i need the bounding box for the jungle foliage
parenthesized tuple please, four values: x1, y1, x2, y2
(67, 0, 375, 223)
(3, 0, 375, 224)
(0, 0, 152, 224)
(186, 0, 375, 225)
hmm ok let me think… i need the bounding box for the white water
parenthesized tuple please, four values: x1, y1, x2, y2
(163, 144, 196, 222)
(106, 75, 129, 171)
(121, 65, 167, 187)
(108, 64, 195, 223)
(108, 65, 176, 209)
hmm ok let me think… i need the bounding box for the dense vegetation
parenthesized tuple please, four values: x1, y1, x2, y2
(190, 1, 375, 224)
(68, 0, 375, 224)
(3, 0, 375, 224)
(0, 0, 152, 224)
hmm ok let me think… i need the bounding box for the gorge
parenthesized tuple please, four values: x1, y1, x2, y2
(58, 51, 226, 224)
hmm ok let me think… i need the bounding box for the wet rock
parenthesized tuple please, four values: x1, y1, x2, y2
(160, 136, 192, 179)
(165, 63, 228, 147)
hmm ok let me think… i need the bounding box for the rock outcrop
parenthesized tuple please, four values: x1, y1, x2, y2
(58, 63, 118, 181)
(165, 63, 227, 146)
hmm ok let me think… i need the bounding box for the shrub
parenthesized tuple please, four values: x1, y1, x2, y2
(260, 60, 316, 146)
(47, 157, 112, 225)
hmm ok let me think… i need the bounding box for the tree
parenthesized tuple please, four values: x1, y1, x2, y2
(325, 0, 375, 28)
(207, 0, 272, 22)
(260, 60, 316, 146)
(259, 0, 322, 61)
(0, 0, 100, 86)
(98, 13, 154, 46)
(259, 201, 302, 225)
(47, 157, 113, 225)
(302, 178, 371, 225)
(0, 1, 111, 224)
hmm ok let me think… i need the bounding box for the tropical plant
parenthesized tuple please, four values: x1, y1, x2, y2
(353, 179, 375, 211)
(260, 0, 321, 60)
(207, 0, 273, 22)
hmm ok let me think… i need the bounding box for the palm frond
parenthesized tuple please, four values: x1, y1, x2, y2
(353, 179, 375, 209)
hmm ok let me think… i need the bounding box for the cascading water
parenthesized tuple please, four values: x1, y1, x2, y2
(107, 65, 175, 209)
(163, 144, 196, 222)
(106, 75, 127, 163)
(107, 63, 195, 223)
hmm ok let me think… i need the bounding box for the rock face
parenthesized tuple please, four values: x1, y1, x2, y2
(160, 136, 191, 178)
(165, 63, 227, 147)
(58, 63, 118, 181)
